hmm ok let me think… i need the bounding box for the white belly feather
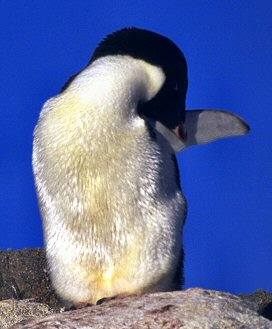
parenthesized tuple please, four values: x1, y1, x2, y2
(33, 56, 186, 304)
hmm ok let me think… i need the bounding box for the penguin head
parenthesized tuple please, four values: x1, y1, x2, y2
(61, 28, 188, 134)
(89, 28, 188, 132)
(61, 28, 249, 152)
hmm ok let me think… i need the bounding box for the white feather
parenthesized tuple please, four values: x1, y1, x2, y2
(33, 55, 185, 304)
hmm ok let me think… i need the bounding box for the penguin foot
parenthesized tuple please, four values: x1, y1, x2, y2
(96, 296, 116, 305)
(66, 302, 93, 310)
(96, 293, 137, 305)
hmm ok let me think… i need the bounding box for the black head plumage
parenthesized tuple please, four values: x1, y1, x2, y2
(62, 27, 188, 127)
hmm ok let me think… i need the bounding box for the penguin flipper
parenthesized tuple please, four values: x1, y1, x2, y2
(146, 109, 249, 154)
(183, 109, 250, 150)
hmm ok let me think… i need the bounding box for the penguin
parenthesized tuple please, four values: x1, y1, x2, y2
(32, 27, 250, 306)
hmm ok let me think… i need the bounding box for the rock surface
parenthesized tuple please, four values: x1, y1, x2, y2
(1, 248, 271, 328)
(9, 289, 272, 329)
(0, 299, 53, 329)
(0, 248, 61, 311)
(239, 290, 272, 321)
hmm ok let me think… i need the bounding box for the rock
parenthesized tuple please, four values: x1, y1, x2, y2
(1, 248, 271, 328)
(239, 290, 272, 321)
(9, 289, 272, 329)
(0, 248, 62, 312)
(0, 299, 53, 329)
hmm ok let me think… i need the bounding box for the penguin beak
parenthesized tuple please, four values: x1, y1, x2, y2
(174, 122, 187, 142)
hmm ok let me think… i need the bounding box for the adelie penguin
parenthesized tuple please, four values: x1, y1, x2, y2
(33, 27, 250, 307)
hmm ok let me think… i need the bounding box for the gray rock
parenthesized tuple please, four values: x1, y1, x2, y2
(239, 290, 272, 321)
(0, 248, 62, 311)
(0, 299, 53, 329)
(1, 248, 271, 328)
(9, 289, 272, 329)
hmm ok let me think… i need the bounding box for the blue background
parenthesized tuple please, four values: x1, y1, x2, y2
(1, 2, 271, 294)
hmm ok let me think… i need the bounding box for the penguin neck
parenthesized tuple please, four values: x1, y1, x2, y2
(67, 55, 165, 126)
